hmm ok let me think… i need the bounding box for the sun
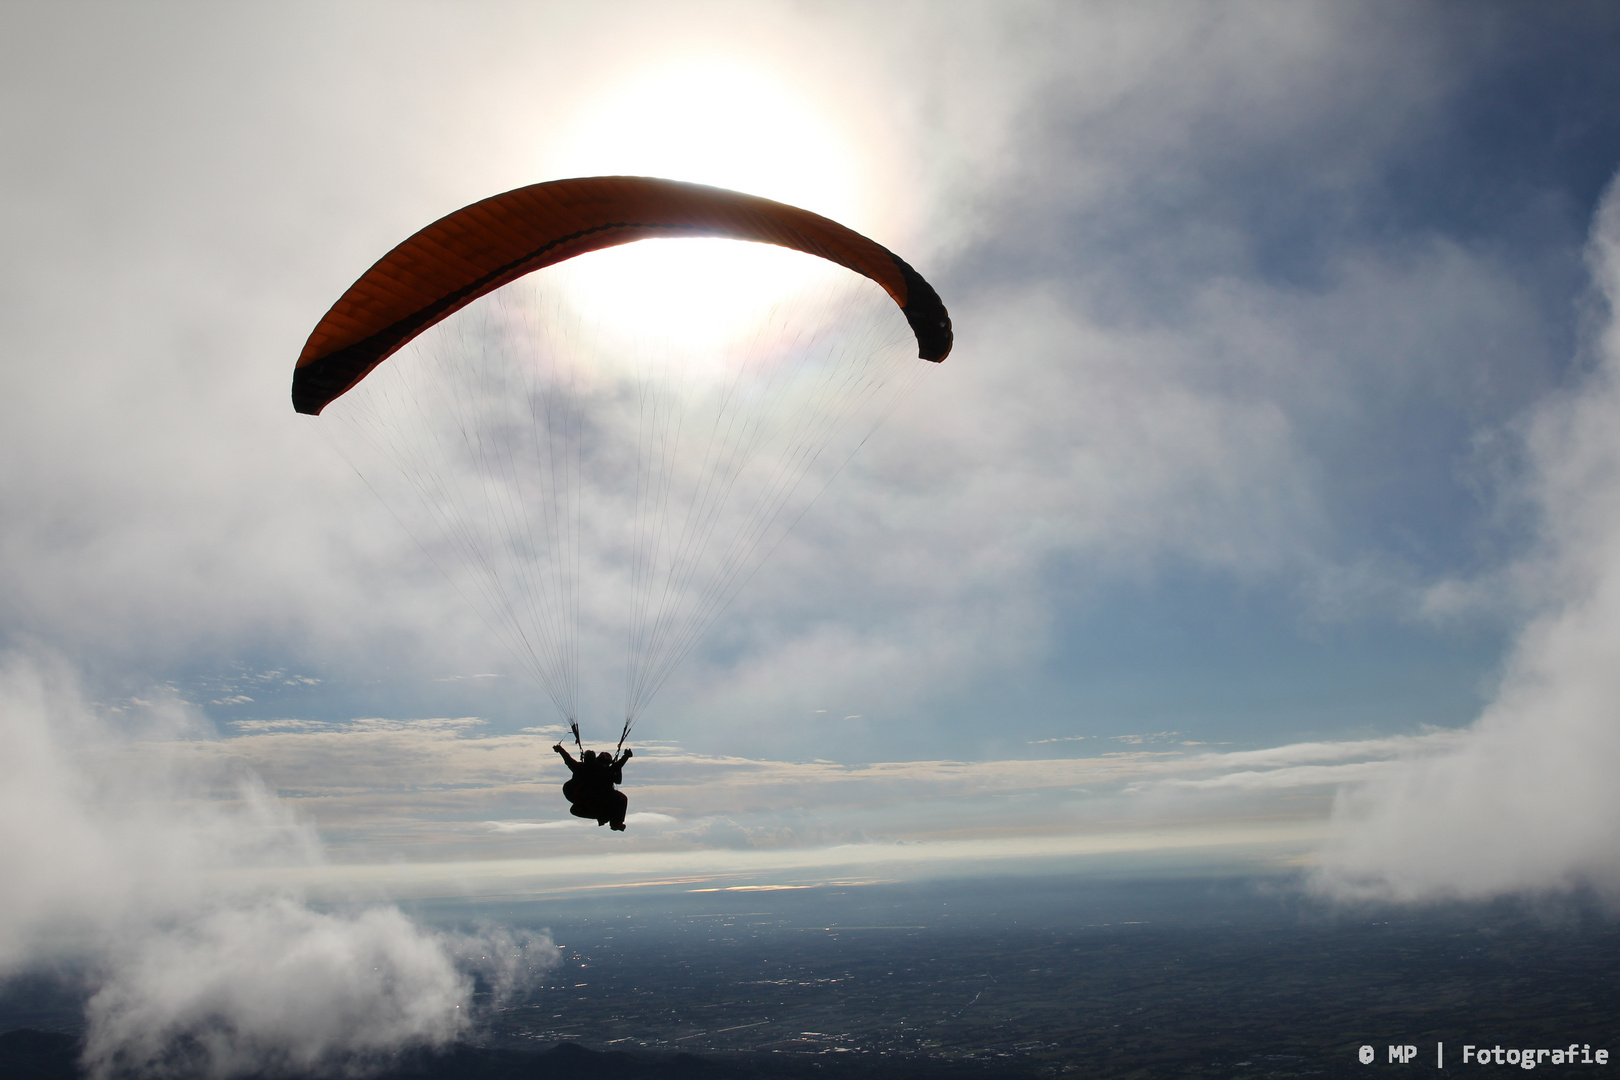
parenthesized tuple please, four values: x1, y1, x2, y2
(553, 54, 859, 222)
(542, 56, 869, 353)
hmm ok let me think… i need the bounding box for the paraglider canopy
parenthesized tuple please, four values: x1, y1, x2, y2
(293, 176, 951, 415)
(294, 176, 950, 746)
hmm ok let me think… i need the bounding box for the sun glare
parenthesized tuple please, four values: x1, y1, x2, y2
(550, 239, 861, 362)
(546, 57, 866, 352)
(555, 55, 859, 220)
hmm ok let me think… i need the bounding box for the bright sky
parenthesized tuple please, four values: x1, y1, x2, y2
(551, 53, 863, 218)
(5, 2, 1620, 1068)
(547, 54, 871, 351)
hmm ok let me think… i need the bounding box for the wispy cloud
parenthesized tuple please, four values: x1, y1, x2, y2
(120, 710, 1467, 882)
(484, 812, 678, 834)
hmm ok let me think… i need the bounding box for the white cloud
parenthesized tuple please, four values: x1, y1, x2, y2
(83, 901, 471, 1079)
(0, 652, 557, 1077)
(1312, 176, 1620, 903)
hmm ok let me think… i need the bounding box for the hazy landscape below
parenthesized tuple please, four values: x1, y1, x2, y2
(6, 873, 1614, 1078)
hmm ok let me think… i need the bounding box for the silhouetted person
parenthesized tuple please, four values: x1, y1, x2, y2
(554, 744, 632, 830)
(554, 746, 593, 807)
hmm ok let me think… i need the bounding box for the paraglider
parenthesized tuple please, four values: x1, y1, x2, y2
(292, 176, 951, 415)
(294, 176, 951, 829)
(554, 743, 633, 830)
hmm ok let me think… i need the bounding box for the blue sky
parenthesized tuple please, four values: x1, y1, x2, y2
(5, 3, 1620, 1069)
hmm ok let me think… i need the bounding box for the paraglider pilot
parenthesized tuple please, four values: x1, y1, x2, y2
(554, 743, 632, 830)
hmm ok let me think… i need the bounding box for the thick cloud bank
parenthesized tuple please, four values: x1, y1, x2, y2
(83, 901, 468, 1078)
(1314, 178, 1620, 903)
(0, 653, 555, 1078)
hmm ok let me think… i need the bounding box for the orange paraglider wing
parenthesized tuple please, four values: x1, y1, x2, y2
(292, 176, 952, 414)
